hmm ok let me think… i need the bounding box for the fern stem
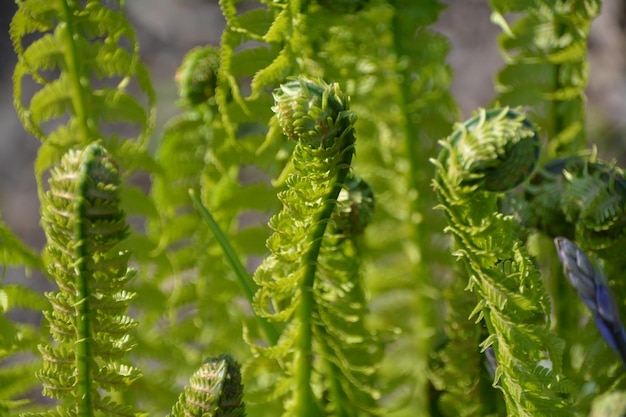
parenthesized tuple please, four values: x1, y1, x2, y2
(59, 0, 95, 142)
(295, 149, 354, 415)
(189, 189, 280, 345)
(74, 149, 97, 417)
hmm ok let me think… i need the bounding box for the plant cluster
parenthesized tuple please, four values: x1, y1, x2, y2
(2, 0, 626, 416)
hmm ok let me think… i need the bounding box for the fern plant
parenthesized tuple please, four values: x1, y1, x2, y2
(5, 0, 626, 416)
(30, 143, 140, 416)
(246, 77, 381, 416)
(433, 108, 573, 416)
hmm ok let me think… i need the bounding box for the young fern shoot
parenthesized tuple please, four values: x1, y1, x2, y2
(32, 144, 140, 416)
(249, 77, 381, 416)
(168, 354, 245, 417)
(433, 108, 573, 416)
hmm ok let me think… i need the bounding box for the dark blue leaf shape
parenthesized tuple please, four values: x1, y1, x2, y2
(554, 237, 626, 366)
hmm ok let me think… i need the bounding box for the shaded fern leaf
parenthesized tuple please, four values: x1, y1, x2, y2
(34, 144, 141, 416)
(490, 0, 600, 157)
(513, 157, 626, 263)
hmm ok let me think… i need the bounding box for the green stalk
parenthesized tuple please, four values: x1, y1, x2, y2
(74, 158, 95, 417)
(60, 0, 95, 142)
(190, 189, 280, 345)
(294, 150, 353, 415)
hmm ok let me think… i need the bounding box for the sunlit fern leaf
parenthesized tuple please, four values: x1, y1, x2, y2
(11, 0, 155, 176)
(32, 144, 141, 416)
(248, 77, 382, 416)
(297, 2, 458, 414)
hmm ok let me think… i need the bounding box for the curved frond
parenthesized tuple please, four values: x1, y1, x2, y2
(36, 144, 140, 416)
(249, 78, 382, 416)
(11, 0, 155, 176)
(433, 108, 573, 416)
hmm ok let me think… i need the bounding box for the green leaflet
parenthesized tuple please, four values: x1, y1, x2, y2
(34, 144, 140, 416)
(10, 0, 156, 182)
(433, 108, 573, 416)
(491, 0, 600, 157)
(249, 78, 381, 416)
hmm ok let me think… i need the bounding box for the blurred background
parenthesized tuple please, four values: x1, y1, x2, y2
(1, 0, 625, 270)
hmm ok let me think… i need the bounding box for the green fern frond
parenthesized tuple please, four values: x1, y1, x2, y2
(289, 2, 459, 414)
(11, 0, 155, 174)
(490, 0, 601, 157)
(433, 108, 573, 416)
(36, 143, 140, 416)
(249, 77, 381, 416)
(513, 157, 626, 258)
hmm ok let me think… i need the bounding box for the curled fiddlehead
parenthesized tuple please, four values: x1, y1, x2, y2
(32, 143, 140, 416)
(175, 46, 220, 108)
(443, 107, 540, 193)
(433, 108, 573, 416)
(168, 354, 245, 417)
(249, 77, 381, 416)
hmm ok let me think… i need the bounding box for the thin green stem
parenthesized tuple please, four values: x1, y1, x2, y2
(190, 189, 280, 345)
(60, 0, 96, 142)
(75, 157, 94, 417)
(294, 147, 354, 416)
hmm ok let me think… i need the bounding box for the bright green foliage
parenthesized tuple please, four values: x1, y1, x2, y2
(168, 354, 245, 417)
(10, 0, 155, 183)
(433, 108, 573, 416)
(133, 44, 278, 413)
(491, 0, 601, 157)
(248, 78, 381, 416)
(4, 0, 626, 416)
(33, 143, 140, 416)
(293, 2, 458, 414)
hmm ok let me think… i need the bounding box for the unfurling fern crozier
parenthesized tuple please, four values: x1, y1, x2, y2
(36, 144, 140, 416)
(251, 77, 381, 416)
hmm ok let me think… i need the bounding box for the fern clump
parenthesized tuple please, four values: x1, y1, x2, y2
(34, 143, 140, 416)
